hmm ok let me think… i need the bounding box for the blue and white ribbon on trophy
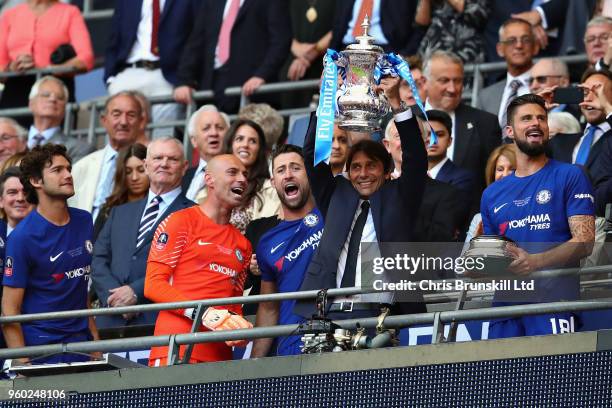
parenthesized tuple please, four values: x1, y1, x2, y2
(314, 49, 341, 166)
(375, 53, 438, 146)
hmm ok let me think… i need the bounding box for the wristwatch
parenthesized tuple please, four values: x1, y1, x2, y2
(391, 101, 409, 115)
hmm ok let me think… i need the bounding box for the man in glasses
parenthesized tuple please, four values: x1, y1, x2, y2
(528, 58, 581, 121)
(584, 16, 612, 72)
(478, 18, 540, 133)
(0, 118, 27, 166)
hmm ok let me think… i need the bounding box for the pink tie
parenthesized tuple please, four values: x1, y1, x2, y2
(218, 0, 240, 66)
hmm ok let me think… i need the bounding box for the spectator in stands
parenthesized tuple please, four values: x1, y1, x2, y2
(423, 51, 501, 193)
(295, 76, 427, 320)
(481, 94, 595, 339)
(144, 154, 252, 366)
(129, 90, 151, 146)
(93, 143, 149, 239)
(0, 118, 27, 166)
(182, 105, 230, 202)
(0, 0, 94, 123)
(0, 167, 32, 247)
(478, 19, 539, 132)
(27, 76, 93, 162)
(238, 103, 284, 151)
(104, 0, 200, 137)
(330, 0, 420, 55)
(2, 144, 100, 364)
(464, 144, 517, 246)
(415, 0, 489, 64)
(173, 0, 291, 113)
(281, 0, 334, 108)
(69, 92, 145, 219)
(549, 69, 611, 181)
(583, 16, 612, 70)
(548, 112, 582, 137)
(528, 58, 582, 120)
(92, 138, 192, 330)
(588, 74, 612, 217)
(0, 151, 26, 175)
(331, 124, 350, 176)
(384, 119, 466, 243)
(422, 109, 476, 197)
(399, 55, 427, 107)
(251, 145, 322, 357)
(222, 119, 280, 233)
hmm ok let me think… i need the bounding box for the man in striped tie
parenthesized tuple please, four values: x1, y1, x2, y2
(91, 137, 195, 329)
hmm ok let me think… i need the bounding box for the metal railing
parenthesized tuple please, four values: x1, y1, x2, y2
(0, 263, 611, 363)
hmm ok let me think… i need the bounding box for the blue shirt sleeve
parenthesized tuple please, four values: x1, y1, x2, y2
(2, 231, 30, 288)
(564, 167, 595, 217)
(257, 242, 276, 283)
(480, 189, 495, 235)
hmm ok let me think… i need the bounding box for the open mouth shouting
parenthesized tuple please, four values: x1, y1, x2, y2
(525, 127, 544, 143)
(283, 182, 299, 199)
(230, 184, 245, 199)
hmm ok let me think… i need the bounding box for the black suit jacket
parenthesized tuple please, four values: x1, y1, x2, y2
(104, 0, 200, 85)
(330, 0, 419, 55)
(92, 193, 195, 329)
(414, 178, 467, 243)
(176, 0, 291, 109)
(181, 167, 198, 193)
(295, 112, 427, 317)
(435, 159, 476, 198)
(453, 103, 502, 192)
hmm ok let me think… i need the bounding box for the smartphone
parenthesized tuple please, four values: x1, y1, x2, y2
(552, 86, 583, 105)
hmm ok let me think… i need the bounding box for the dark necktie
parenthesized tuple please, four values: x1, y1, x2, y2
(137, 195, 161, 248)
(501, 79, 523, 127)
(33, 134, 45, 147)
(575, 125, 598, 165)
(151, 0, 160, 56)
(341, 201, 370, 288)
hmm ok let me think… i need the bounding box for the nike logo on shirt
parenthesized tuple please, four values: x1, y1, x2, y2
(494, 203, 508, 213)
(198, 240, 213, 246)
(50, 252, 64, 262)
(270, 242, 285, 254)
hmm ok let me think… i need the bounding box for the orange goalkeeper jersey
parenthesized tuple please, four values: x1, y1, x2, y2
(144, 206, 251, 363)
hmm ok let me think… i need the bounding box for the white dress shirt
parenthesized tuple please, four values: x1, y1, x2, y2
(342, 0, 389, 46)
(92, 144, 118, 221)
(185, 158, 207, 201)
(143, 186, 182, 226)
(497, 71, 531, 126)
(27, 126, 61, 149)
(428, 157, 449, 180)
(127, 0, 167, 63)
(572, 121, 612, 164)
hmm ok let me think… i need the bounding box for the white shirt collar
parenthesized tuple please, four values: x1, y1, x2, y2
(147, 185, 182, 205)
(506, 71, 531, 88)
(428, 157, 449, 180)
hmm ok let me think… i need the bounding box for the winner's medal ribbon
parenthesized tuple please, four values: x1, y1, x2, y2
(314, 49, 340, 166)
(383, 53, 438, 146)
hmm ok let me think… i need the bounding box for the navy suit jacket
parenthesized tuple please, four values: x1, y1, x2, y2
(92, 193, 194, 329)
(330, 0, 419, 55)
(295, 112, 427, 318)
(435, 159, 476, 197)
(181, 167, 198, 194)
(104, 0, 201, 85)
(549, 123, 611, 178)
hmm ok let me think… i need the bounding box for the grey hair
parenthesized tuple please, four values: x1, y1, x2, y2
(532, 58, 569, 77)
(498, 17, 533, 39)
(238, 103, 284, 147)
(101, 91, 142, 116)
(28, 76, 69, 101)
(423, 50, 463, 79)
(187, 104, 230, 137)
(586, 16, 612, 31)
(0, 117, 27, 142)
(146, 136, 185, 159)
(126, 90, 152, 120)
(384, 119, 397, 141)
(548, 112, 581, 135)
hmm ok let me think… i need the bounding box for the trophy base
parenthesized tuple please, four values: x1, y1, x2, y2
(338, 117, 381, 133)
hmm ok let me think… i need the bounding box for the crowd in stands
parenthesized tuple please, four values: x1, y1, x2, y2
(0, 0, 610, 370)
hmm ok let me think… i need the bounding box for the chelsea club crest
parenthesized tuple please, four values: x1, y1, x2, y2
(536, 189, 552, 204)
(304, 213, 319, 227)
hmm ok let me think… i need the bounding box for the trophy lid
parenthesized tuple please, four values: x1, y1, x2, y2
(345, 15, 384, 53)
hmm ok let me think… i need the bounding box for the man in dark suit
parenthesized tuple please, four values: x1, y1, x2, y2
(423, 51, 501, 193)
(173, 0, 291, 113)
(295, 77, 427, 319)
(104, 0, 200, 133)
(28, 77, 93, 162)
(330, 0, 420, 55)
(92, 137, 194, 329)
(182, 105, 230, 202)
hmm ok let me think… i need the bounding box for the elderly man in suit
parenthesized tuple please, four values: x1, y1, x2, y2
(173, 0, 291, 113)
(529, 58, 582, 121)
(295, 76, 427, 320)
(478, 18, 539, 131)
(92, 137, 193, 329)
(423, 51, 501, 193)
(0, 118, 27, 165)
(27, 76, 93, 162)
(69, 92, 145, 219)
(330, 0, 420, 55)
(181, 105, 230, 201)
(104, 0, 200, 135)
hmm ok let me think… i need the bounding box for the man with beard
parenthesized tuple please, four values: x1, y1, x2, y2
(2, 144, 100, 364)
(480, 94, 595, 339)
(250, 145, 322, 357)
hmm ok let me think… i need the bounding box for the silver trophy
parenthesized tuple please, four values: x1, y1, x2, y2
(463, 235, 516, 277)
(336, 16, 389, 132)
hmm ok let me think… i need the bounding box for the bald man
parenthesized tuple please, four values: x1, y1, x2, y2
(529, 58, 581, 121)
(144, 154, 253, 366)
